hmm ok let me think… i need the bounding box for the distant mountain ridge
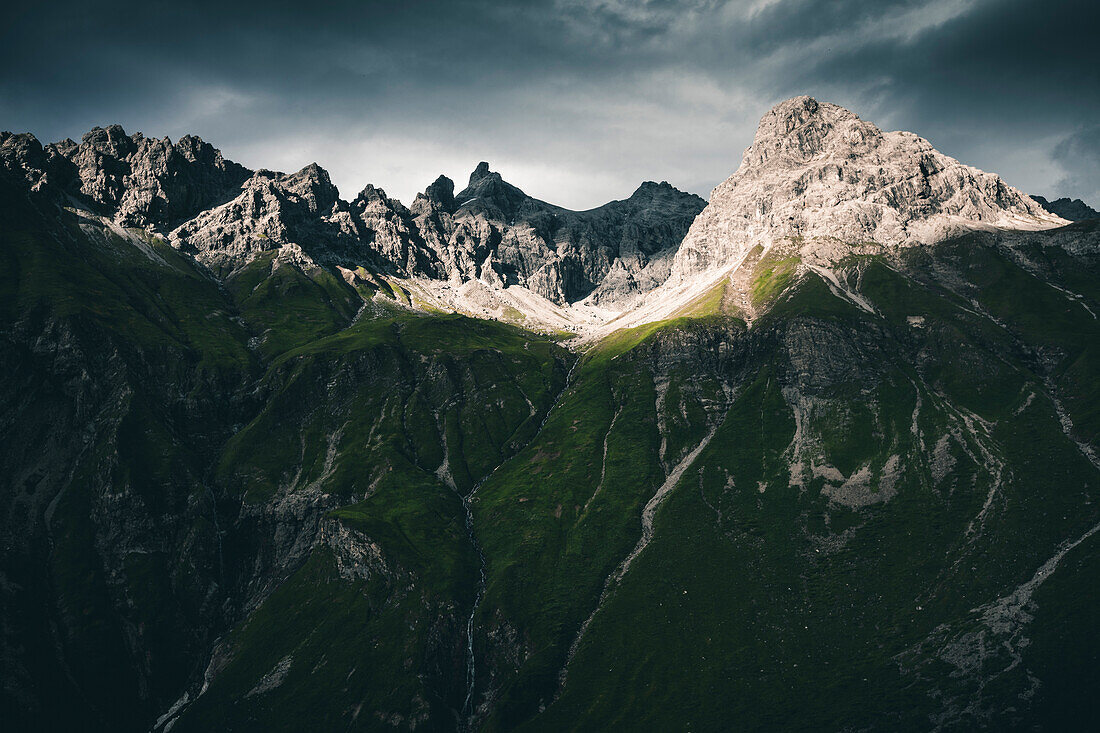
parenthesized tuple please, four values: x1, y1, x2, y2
(0, 127, 705, 307)
(1032, 195, 1100, 221)
(0, 97, 1081, 336)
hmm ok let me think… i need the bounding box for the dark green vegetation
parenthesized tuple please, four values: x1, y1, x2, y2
(3, 170, 1100, 732)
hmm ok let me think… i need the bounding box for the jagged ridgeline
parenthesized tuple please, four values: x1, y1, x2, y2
(1, 97, 1099, 732)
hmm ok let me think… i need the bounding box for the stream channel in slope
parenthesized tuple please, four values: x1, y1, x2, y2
(458, 354, 580, 731)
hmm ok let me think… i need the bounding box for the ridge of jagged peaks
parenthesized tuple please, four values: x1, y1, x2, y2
(423, 175, 456, 211)
(1031, 195, 1100, 222)
(671, 95, 1067, 279)
(1, 123, 704, 308)
(64, 124, 253, 226)
(0, 123, 251, 227)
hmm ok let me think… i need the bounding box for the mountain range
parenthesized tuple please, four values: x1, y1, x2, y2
(2, 97, 1098, 731)
(1031, 195, 1100, 222)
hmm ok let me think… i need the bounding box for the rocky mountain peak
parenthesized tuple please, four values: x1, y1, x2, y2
(629, 180, 703, 205)
(468, 161, 492, 186)
(281, 162, 340, 214)
(460, 162, 510, 196)
(0, 131, 72, 192)
(742, 96, 868, 168)
(670, 96, 1066, 279)
(1032, 195, 1099, 221)
(454, 163, 528, 219)
(354, 182, 390, 206)
(424, 174, 455, 211)
(80, 124, 138, 159)
(2, 125, 253, 228)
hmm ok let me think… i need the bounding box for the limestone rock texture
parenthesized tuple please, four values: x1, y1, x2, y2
(671, 96, 1066, 280)
(170, 164, 396, 275)
(61, 125, 251, 227)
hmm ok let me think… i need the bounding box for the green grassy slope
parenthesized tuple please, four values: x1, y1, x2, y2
(3, 175, 1100, 733)
(472, 245, 1100, 732)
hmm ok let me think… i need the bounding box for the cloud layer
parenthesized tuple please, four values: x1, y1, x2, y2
(2, 0, 1096, 208)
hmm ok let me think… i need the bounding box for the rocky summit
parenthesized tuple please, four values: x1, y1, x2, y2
(2, 98, 1099, 733)
(671, 96, 1063, 281)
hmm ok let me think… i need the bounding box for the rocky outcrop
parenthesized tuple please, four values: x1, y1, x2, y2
(0, 125, 250, 227)
(351, 182, 446, 278)
(0, 132, 76, 193)
(61, 125, 251, 227)
(671, 96, 1066, 279)
(1032, 195, 1099, 221)
(170, 164, 363, 274)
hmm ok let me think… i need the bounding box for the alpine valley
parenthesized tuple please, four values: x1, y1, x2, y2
(2, 96, 1099, 732)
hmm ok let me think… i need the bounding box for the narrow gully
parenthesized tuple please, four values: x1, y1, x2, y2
(458, 354, 579, 730)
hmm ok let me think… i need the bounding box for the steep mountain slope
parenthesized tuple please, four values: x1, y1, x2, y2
(2, 97, 1099, 733)
(571, 97, 1071, 341)
(472, 228, 1100, 730)
(0, 168, 573, 730)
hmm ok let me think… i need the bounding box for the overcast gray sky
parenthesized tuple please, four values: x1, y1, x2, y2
(2, 0, 1097, 209)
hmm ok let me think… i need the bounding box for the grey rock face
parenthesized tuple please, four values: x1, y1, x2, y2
(0, 125, 250, 228)
(1031, 195, 1099, 221)
(172, 164, 371, 274)
(2, 124, 704, 305)
(358, 181, 457, 277)
(0, 132, 76, 193)
(173, 157, 705, 303)
(672, 96, 1065, 279)
(436, 165, 705, 303)
(60, 125, 251, 227)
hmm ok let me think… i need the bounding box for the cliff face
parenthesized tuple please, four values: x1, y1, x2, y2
(436, 166, 706, 304)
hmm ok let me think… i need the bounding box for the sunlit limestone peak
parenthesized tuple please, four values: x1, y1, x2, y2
(670, 95, 1066, 280)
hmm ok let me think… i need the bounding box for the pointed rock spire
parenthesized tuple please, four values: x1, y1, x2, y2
(468, 161, 492, 187)
(425, 175, 455, 211)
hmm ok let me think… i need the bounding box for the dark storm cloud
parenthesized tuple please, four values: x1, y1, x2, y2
(2, 0, 1097, 207)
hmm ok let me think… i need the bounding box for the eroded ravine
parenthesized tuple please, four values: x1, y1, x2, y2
(459, 354, 580, 730)
(557, 396, 729, 694)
